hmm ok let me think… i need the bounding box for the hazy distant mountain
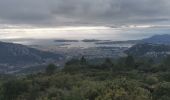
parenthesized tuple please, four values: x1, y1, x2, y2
(54, 39, 79, 42)
(125, 43, 170, 58)
(82, 39, 103, 42)
(0, 41, 63, 73)
(142, 34, 170, 45)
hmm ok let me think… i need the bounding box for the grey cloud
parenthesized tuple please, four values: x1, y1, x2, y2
(0, 0, 53, 25)
(0, 0, 170, 26)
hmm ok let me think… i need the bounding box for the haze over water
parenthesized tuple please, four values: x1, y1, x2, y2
(1, 26, 170, 45)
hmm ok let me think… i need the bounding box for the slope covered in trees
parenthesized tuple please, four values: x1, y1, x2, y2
(0, 41, 63, 64)
(0, 56, 170, 100)
(125, 43, 170, 58)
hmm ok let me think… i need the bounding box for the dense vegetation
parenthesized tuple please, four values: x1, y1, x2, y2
(0, 55, 170, 100)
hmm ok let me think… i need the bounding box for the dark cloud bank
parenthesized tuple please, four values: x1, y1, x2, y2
(0, 0, 170, 27)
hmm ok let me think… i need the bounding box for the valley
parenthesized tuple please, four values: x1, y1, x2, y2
(1, 34, 170, 74)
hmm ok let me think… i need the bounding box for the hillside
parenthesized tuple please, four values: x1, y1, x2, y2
(125, 43, 170, 58)
(0, 41, 63, 73)
(0, 56, 170, 100)
(142, 34, 170, 44)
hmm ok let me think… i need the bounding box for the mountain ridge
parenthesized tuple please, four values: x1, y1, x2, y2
(125, 43, 170, 58)
(0, 41, 63, 74)
(141, 34, 170, 45)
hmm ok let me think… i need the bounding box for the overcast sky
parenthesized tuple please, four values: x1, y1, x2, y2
(0, 0, 170, 40)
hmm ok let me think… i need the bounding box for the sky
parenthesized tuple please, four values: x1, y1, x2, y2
(0, 0, 170, 41)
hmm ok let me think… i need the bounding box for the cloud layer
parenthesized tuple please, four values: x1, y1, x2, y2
(0, 0, 170, 27)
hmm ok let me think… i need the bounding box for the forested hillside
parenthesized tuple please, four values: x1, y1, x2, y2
(125, 43, 170, 58)
(0, 41, 63, 73)
(0, 41, 63, 64)
(0, 56, 170, 100)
